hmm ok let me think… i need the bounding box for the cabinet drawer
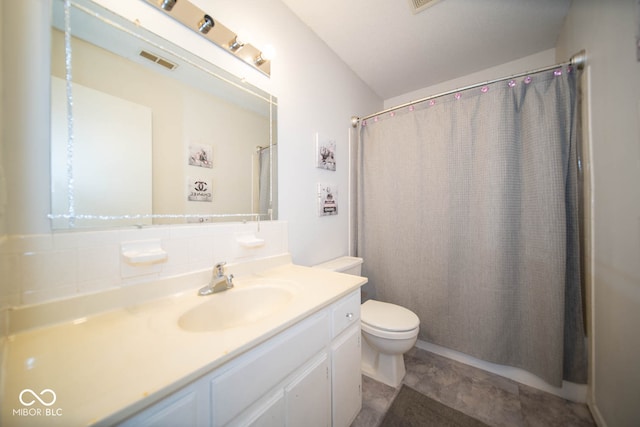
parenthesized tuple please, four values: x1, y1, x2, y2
(332, 290, 361, 338)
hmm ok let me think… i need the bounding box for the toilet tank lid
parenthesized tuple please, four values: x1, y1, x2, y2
(361, 300, 420, 332)
(312, 256, 363, 272)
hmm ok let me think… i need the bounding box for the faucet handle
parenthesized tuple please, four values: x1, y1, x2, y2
(214, 261, 226, 276)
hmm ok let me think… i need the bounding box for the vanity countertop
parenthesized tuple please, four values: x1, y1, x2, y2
(1, 255, 367, 426)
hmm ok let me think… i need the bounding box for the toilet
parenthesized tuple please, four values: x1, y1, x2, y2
(313, 256, 420, 388)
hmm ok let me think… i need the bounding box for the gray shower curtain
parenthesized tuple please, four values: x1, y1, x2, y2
(357, 66, 586, 386)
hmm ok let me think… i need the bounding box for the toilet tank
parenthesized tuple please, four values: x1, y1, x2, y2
(313, 256, 363, 276)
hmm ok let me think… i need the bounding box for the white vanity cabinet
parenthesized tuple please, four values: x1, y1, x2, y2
(330, 291, 362, 427)
(117, 289, 361, 427)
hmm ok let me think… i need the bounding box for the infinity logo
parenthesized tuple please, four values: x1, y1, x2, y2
(19, 389, 57, 407)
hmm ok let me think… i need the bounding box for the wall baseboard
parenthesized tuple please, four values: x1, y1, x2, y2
(415, 339, 588, 403)
(588, 400, 607, 427)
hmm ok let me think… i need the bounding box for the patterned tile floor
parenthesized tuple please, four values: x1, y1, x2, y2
(352, 347, 596, 427)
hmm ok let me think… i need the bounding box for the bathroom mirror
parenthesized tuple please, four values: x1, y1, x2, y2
(50, 0, 278, 229)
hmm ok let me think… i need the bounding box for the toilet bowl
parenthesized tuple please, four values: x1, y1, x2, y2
(360, 299, 419, 387)
(312, 256, 420, 388)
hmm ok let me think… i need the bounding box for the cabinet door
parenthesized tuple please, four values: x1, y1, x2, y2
(117, 380, 208, 427)
(227, 390, 285, 427)
(210, 310, 330, 426)
(331, 324, 362, 427)
(285, 352, 330, 427)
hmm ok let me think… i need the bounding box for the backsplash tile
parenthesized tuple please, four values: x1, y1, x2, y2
(0, 221, 288, 308)
(21, 249, 77, 291)
(0, 234, 54, 254)
(187, 235, 217, 269)
(77, 244, 120, 283)
(21, 284, 78, 306)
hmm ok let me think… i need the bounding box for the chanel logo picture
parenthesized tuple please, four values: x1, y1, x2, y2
(188, 178, 213, 202)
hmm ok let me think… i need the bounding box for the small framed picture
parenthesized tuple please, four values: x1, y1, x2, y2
(188, 144, 213, 168)
(316, 137, 336, 171)
(317, 183, 338, 216)
(188, 177, 213, 202)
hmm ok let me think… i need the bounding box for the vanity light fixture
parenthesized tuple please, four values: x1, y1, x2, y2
(197, 14, 214, 34)
(144, 0, 273, 77)
(159, 0, 177, 12)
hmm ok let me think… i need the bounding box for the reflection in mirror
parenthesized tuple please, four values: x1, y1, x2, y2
(50, 0, 277, 229)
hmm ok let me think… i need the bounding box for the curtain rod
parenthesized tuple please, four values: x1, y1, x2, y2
(351, 50, 586, 128)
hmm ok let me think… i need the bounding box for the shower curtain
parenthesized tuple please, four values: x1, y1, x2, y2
(357, 66, 586, 386)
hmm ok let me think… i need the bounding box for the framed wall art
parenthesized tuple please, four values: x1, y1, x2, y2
(316, 136, 336, 171)
(317, 183, 338, 216)
(188, 177, 213, 202)
(188, 143, 213, 168)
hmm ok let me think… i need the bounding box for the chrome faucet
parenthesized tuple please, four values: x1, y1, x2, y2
(198, 261, 234, 296)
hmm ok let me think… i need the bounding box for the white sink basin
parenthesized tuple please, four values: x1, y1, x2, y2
(178, 282, 295, 332)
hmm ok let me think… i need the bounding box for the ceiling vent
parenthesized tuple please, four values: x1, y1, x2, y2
(409, 0, 444, 14)
(138, 50, 178, 70)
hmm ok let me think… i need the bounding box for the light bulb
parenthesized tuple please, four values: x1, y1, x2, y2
(159, 0, 177, 11)
(255, 45, 276, 66)
(197, 14, 214, 34)
(261, 44, 276, 61)
(229, 35, 245, 52)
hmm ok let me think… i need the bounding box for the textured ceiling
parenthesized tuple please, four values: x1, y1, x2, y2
(281, 0, 571, 99)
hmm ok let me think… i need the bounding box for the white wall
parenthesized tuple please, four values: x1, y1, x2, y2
(1, 1, 51, 235)
(556, 1, 640, 426)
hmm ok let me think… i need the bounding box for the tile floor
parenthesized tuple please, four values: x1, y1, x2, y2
(351, 347, 596, 427)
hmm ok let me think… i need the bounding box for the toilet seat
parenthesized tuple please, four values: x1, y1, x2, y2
(362, 322, 418, 340)
(361, 300, 419, 339)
